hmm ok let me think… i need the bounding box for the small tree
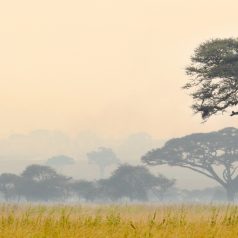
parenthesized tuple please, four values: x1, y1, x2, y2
(87, 147, 120, 178)
(46, 155, 75, 168)
(22, 164, 59, 181)
(20, 165, 71, 201)
(71, 180, 97, 201)
(0, 173, 21, 201)
(97, 164, 175, 201)
(142, 127, 238, 201)
(184, 38, 238, 120)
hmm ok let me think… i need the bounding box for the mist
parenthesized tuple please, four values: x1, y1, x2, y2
(0, 128, 232, 203)
(0, 0, 237, 204)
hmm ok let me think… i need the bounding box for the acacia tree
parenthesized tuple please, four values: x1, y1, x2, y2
(142, 127, 238, 201)
(20, 165, 71, 201)
(97, 164, 175, 201)
(46, 155, 75, 168)
(184, 38, 238, 120)
(87, 147, 120, 178)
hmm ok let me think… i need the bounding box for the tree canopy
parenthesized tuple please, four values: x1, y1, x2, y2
(87, 147, 120, 177)
(20, 165, 71, 201)
(184, 38, 238, 120)
(46, 155, 75, 168)
(96, 164, 175, 201)
(142, 127, 238, 201)
(0, 173, 20, 201)
(21, 164, 59, 182)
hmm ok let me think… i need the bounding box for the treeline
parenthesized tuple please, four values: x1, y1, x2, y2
(0, 164, 176, 202)
(0, 164, 228, 203)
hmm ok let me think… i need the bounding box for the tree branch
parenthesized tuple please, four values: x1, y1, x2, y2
(223, 169, 228, 182)
(179, 165, 215, 180)
(180, 163, 227, 187)
(208, 166, 226, 187)
(230, 111, 238, 116)
(231, 166, 238, 178)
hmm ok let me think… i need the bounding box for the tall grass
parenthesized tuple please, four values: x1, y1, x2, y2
(0, 204, 238, 237)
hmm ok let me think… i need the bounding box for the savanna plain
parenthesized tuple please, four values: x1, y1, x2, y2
(0, 204, 238, 238)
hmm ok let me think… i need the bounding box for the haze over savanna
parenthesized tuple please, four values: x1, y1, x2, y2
(0, 0, 238, 140)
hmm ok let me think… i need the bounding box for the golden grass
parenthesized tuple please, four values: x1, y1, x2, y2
(0, 204, 238, 237)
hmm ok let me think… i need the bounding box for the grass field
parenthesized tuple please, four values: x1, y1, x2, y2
(0, 204, 238, 237)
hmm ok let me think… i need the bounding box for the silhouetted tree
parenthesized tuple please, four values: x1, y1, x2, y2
(97, 164, 175, 201)
(180, 187, 226, 202)
(22, 164, 59, 181)
(20, 165, 71, 201)
(46, 155, 75, 168)
(71, 180, 97, 201)
(0, 173, 21, 201)
(184, 38, 238, 120)
(142, 127, 238, 201)
(87, 147, 120, 178)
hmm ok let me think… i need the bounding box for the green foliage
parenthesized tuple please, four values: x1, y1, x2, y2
(184, 38, 238, 119)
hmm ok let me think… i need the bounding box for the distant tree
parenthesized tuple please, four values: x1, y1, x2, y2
(97, 164, 175, 201)
(71, 180, 97, 201)
(20, 165, 71, 201)
(180, 187, 226, 202)
(21, 164, 59, 181)
(142, 127, 238, 201)
(151, 174, 176, 200)
(184, 38, 238, 120)
(46, 155, 75, 168)
(87, 147, 120, 178)
(0, 173, 21, 201)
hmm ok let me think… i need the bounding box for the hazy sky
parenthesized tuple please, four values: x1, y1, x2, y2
(0, 0, 238, 139)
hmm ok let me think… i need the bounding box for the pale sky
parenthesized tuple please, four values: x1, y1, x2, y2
(0, 0, 238, 140)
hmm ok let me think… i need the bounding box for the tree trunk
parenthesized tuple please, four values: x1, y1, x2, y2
(226, 187, 236, 202)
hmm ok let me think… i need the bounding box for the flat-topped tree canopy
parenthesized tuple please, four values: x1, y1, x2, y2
(142, 127, 238, 201)
(46, 155, 75, 168)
